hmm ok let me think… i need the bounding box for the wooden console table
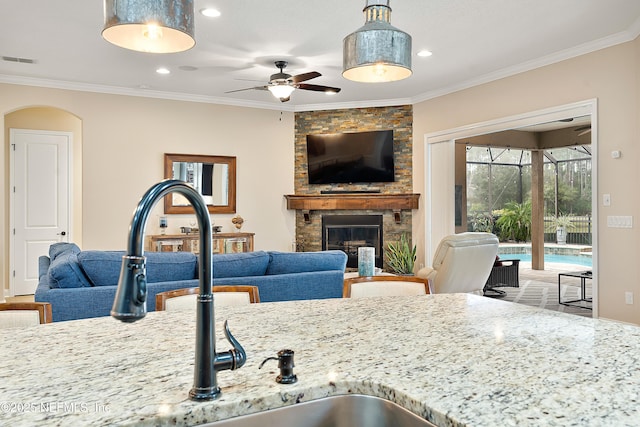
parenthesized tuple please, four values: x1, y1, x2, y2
(147, 232, 254, 255)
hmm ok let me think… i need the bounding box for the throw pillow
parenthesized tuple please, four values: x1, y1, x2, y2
(213, 251, 269, 278)
(78, 251, 197, 286)
(266, 251, 347, 275)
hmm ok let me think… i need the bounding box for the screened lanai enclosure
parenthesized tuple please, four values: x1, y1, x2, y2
(455, 118, 592, 270)
(465, 145, 592, 244)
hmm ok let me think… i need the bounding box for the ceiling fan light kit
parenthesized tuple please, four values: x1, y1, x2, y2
(343, 0, 412, 83)
(102, 0, 195, 53)
(268, 84, 296, 100)
(225, 61, 341, 103)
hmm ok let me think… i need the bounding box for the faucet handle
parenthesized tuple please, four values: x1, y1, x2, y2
(224, 320, 247, 370)
(214, 320, 247, 371)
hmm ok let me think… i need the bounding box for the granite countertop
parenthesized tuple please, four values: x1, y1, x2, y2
(2, 294, 640, 426)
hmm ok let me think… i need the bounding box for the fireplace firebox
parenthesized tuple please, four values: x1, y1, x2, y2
(322, 215, 383, 268)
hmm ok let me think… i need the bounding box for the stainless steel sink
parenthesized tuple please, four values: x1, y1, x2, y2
(202, 394, 437, 427)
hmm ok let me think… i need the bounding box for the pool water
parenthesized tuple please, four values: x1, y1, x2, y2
(499, 253, 592, 267)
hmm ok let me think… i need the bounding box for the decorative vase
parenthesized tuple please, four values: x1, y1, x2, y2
(358, 247, 375, 276)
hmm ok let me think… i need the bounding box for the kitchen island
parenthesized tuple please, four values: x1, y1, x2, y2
(1, 294, 640, 426)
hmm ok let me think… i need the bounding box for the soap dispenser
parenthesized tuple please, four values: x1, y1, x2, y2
(259, 349, 297, 384)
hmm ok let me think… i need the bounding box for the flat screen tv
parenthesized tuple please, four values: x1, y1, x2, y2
(306, 130, 395, 184)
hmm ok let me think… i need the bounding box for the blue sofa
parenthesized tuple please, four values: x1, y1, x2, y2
(35, 243, 347, 322)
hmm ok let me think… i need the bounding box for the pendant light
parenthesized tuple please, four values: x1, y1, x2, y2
(102, 0, 195, 53)
(343, 0, 412, 83)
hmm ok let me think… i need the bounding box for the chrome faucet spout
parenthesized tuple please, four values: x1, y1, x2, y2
(111, 179, 246, 401)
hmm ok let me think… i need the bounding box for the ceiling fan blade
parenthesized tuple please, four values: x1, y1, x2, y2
(290, 71, 321, 83)
(574, 125, 592, 137)
(224, 86, 269, 94)
(298, 83, 341, 93)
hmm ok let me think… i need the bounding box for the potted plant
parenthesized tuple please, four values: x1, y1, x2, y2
(496, 201, 531, 242)
(552, 214, 574, 245)
(385, 233, 417, 275)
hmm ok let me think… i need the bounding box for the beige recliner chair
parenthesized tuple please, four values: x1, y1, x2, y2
(417, 232, 499, 295)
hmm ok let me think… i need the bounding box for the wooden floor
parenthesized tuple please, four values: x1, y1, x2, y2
(4, 295, 35, 303)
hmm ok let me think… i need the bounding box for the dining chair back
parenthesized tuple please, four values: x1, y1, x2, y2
(155, 285, 260, 311)
(0, 302, 53, 329)
(343, 275, 429, 298)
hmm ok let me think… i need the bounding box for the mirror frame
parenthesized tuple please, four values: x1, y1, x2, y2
(164, 153, 237, 214)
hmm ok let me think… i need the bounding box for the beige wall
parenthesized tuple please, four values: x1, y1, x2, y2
(413, 37, 640, 324)
(2, 37, 639, 324)
(1, 85, 295, 296)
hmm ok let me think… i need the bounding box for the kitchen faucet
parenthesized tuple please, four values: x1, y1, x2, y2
(111, 179, 246, 401)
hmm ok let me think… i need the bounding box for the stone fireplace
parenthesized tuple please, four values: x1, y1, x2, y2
(290, 105, 416, 271)
(285, 194, 418, 271)
(322, 215, 383, 268)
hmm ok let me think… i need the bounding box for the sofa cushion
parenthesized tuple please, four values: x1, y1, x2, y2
(266, 251, 347, 275)
(49, 242, 80, 261)
(78, 251, 197, 287)
(213, 251, 269, 278)
(48, 250, 92, 289)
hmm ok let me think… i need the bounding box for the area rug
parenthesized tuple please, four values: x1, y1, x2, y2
(487, 279, 593, 318)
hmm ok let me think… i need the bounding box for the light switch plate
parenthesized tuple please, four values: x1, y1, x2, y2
(607, 216, 633, 228)
(603, 194, 611, 206)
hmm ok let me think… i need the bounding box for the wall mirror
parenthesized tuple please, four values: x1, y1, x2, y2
(164, 153, 236, 214)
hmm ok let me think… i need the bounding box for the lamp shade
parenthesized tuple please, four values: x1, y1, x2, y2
(268, 84, 295, 99)
(343, 0, 412, 83)
(102, 0, 195, 53)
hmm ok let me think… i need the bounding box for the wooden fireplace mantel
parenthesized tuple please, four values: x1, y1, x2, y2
(284, 193, 420, 223)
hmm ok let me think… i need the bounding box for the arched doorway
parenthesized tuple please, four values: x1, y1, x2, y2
(4, 106, 82, 297)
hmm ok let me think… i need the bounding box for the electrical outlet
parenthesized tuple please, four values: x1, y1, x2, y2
(625, 291, 633, 305)
(607, 216, 633, 228)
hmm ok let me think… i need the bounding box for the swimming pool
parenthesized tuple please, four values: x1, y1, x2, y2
(499, 253, 592, 267)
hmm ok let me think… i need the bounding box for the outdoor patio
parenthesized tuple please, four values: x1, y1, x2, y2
(488, 260, 593, 318)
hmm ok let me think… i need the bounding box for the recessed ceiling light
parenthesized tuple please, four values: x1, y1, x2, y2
(156, 67, 171, 74)
(200, 8, 221, 18)
(417, 50, 433, 57)
(325, 91, 338, 96)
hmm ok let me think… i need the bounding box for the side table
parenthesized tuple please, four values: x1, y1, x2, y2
(558, 270, 592, 309)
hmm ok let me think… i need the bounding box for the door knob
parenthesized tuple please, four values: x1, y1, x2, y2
(57, 231, 66, 236)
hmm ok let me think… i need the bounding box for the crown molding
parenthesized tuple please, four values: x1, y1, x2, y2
(0, 74, 292, 111)
(293, 97, 414, 112)
(411, 26, 640, 105)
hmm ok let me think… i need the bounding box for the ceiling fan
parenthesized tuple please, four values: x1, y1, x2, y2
(225, 61, 341, 102)
(575, 125, 592, 137)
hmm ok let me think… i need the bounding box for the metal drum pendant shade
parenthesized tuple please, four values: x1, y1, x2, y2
(343, 0, 412, 83)
(102, 0, 195, 53)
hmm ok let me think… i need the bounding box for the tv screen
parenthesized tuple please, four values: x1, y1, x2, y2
(306, 130, 395, 184)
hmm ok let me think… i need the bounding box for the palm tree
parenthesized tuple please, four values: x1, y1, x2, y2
(496, 200, 531, 242)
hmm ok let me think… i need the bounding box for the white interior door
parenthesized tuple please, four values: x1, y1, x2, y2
(10, 129, 71, 296)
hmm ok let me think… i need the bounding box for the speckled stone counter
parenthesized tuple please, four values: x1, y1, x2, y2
(2, 294, 640, 426)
